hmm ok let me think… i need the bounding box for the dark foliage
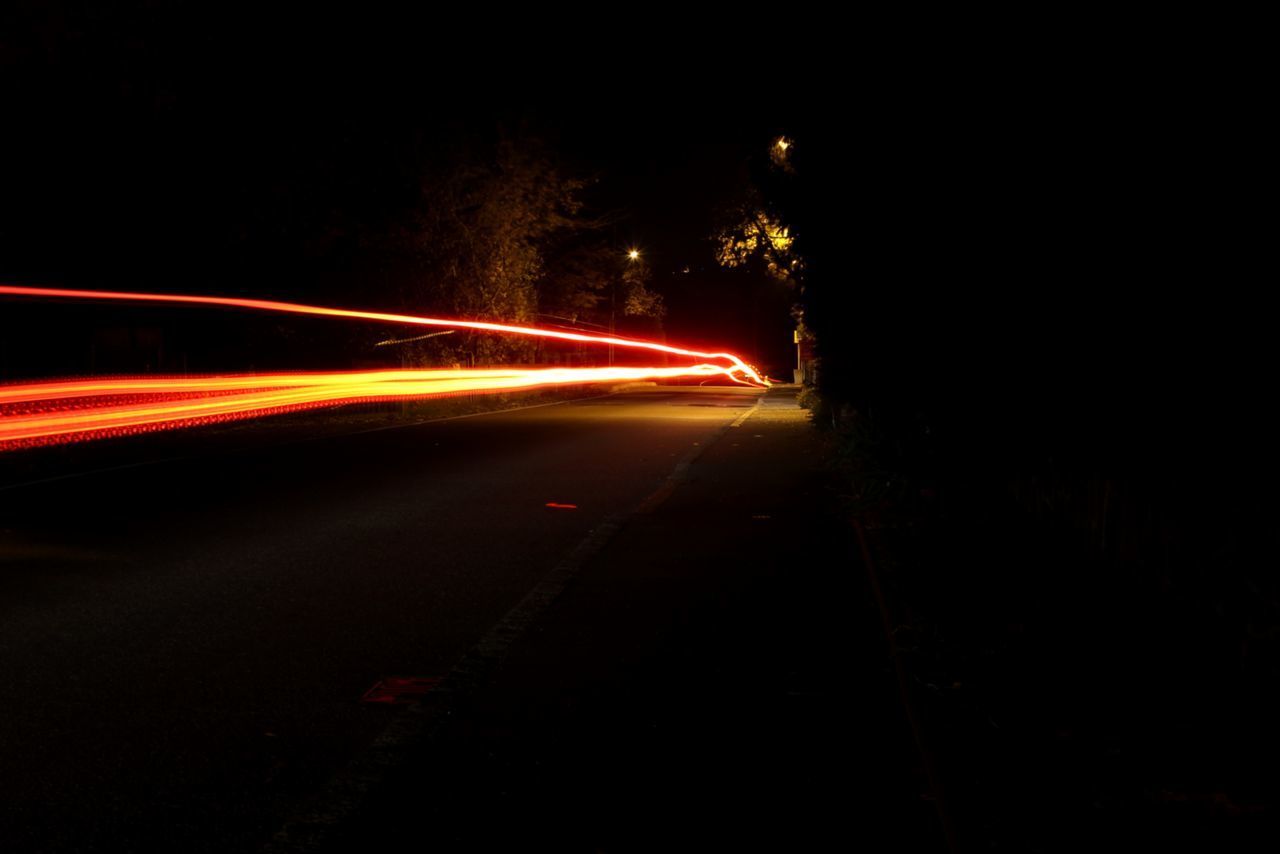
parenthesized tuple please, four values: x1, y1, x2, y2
(783, 54, 1274, 849)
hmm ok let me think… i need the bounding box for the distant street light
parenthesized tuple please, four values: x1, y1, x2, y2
(612, 248, 641, 365)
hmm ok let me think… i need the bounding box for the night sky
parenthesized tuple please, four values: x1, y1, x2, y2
(1, 9, 1269, 444)
(1, 10, 809, 372)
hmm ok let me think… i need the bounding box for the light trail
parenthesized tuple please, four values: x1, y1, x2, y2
(0, 283, 769, 450)
(0, 285, 767, 385)
(0, 364, 745, 451)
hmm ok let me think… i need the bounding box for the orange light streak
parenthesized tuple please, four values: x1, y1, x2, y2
(0, 364, 744, 451)
(0, 285, 767, 386)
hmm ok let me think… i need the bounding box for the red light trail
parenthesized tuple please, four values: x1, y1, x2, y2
(0, 285, 767, 451)
(0, 285, 766, 385)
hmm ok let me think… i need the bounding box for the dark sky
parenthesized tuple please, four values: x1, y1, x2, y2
(2, 7, 1267, 402)
(0, 6, 799, 270)
(1, 7, 816, 371)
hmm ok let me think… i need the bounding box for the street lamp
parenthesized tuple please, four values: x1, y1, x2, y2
(611, 248, 641, 366)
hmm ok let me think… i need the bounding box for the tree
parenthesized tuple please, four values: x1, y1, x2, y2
(618, 255, 664, 319)
(388, 133, 598, 365)
(714, 193, 803, 286)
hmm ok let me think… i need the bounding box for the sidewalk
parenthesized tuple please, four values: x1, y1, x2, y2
(317, 387, 944, 851)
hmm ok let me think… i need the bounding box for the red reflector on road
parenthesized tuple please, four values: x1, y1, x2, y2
(545, 502, 578, 509)
(361, 676, 441, 705)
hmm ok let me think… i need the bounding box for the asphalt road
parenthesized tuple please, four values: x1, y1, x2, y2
(0, 385, 937, 852)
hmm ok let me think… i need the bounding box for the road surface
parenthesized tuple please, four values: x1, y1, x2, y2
(0, 386, 938, 851)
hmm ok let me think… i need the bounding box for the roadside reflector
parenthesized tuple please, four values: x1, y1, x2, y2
(361, 676, 441, 705)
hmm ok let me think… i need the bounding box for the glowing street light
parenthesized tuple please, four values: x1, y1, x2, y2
(611, 248, 641, 366)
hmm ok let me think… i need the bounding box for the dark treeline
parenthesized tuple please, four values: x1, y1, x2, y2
(789, 64, 1272, 581)
(782, 61, 1275, 845)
